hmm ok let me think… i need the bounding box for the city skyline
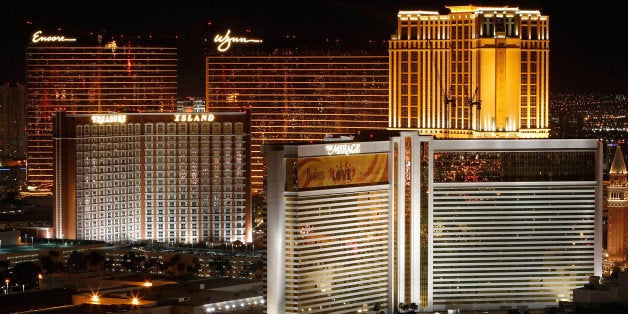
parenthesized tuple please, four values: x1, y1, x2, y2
(0, 2, 625, 313)
(0, 0, 626, 97)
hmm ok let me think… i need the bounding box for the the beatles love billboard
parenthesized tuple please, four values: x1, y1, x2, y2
(286, 153, 389, 191)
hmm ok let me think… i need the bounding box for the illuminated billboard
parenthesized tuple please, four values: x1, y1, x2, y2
(286, 153, 388, 191)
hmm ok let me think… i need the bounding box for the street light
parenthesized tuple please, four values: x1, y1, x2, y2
(5, 279, 9, 294)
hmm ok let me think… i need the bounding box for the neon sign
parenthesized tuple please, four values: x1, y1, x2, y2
(325, 143, 361, 155)
(31, 30, 76, 43)
(213, 29, 262, 52)
(174, 114, 215, 122)
(104, 40, 117, 54)
(91, 114, 127, 124)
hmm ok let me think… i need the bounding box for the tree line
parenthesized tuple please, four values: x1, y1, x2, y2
(1, 248, 264, 292)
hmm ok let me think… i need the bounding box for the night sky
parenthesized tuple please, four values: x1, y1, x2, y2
(1, 0, 625, 97)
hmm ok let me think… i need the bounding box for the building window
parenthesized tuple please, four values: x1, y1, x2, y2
(482, 16, 494, 37)
(506, 17, 516, 37)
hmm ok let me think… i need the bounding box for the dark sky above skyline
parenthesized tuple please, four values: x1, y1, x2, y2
(1, 0, 625, 97)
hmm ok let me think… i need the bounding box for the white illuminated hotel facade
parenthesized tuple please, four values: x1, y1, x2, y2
(264, 133, 602, 313)
(264, 140, 390, 314)
(53, 111, 251, 244)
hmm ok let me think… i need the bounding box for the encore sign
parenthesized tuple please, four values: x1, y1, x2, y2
(213, 29, 262, 52)
(31, 30, 77, 43)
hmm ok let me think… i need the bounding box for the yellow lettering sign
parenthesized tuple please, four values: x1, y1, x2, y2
(90, 114, 127, 124)
(174, 114, 215, 122)
(31, 30, 77, 43)
(214, 29, 262, 52)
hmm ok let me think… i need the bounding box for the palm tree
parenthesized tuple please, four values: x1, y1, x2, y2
(176, 262, 185, 277)
(103, 258, 114, 271)
(121, 252, 146, 273)
(372, 302, 385, 314)
(395, 302, 409, 313)
(0, 260, 10, 278)
(39, 255, 55, 274)
(66, 250, 87, 272)
(186, 257, 201, 277)
(11, 261, 41, 288)
(409, 303, 418, 313)
(166, 254, 182, 276)
(144, 257, 161, 275)
(121, 252, 135, 272)
(209, 257, 229, 278)
(242, 260, 264, 279)
(86, 250, 105, 271)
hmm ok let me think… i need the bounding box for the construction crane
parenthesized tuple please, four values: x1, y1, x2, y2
(466, 85, 482, 130)
(444, 84, 456, 129)
(429, 37, 456, 130)
(444, 85, 456, 106)
(467, 86, 481, 110)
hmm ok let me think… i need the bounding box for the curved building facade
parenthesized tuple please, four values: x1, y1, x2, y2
(27, 31, 177, 192)
(264, 134, 602, 313)
(206, 43, 389, 193)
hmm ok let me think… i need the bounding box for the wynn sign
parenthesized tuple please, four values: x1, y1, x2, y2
(213, 29, 262, 52)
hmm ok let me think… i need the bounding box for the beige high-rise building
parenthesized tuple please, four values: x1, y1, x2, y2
(606, 146, 628, 260)
(389, 5, 549, 138)
(53, 111, 251, 244)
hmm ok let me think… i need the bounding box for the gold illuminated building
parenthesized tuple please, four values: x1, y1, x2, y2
(389, 5, 549, 138)
(27, 32, 177, 192)
(206, 52, 388, 193)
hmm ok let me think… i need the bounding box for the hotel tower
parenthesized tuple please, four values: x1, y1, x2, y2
(264, 140, 390, 314)
(27, 31, 177, 192)
(606, 146, 628, 260)
(389, 5, 549, 138)
(53, 111, 251, 244)
(264, 134, 602, 313)
(205, 32, 389, 193)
